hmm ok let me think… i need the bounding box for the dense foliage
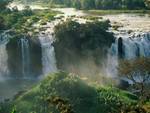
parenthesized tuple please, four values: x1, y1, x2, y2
(54, 20, 113, 52)
(0, 6, 57, 35)
(54, 20, 114, 70)
(0, 72, 143, 113)
(17, 0, 149, 9)
(0, 0, 12, 30)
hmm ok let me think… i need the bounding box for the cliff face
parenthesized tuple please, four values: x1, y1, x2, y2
(6, 36, 42, 77)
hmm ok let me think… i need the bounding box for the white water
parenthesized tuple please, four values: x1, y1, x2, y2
(0, 31, 10, 45)
(37, 8, 85, 76)
(102, 14, 150, 32)
(0, 32, 10, 78)
(105, 32, 150, 77)
(38, 33, 57, 75)
(19, 37, 30, 76)
(0, 45, 9, 77)
(114, 32, 150, 59)
(8, 2, 48, 11)
(104, 40, 118, 77)
(53, 8, 85, 17)
(36, 15, 60, 76)
(104, 53, 118, 77)
(101, 13, 150, 77)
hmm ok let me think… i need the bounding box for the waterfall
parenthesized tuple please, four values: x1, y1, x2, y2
(38, 33, 57, 75)
(114, 32, 150, 59)
(0, 32, 10, 77)
(19, 37, 30, 76)
(104, 42, 118, 77)
(0, 45, 9, 77)
(105, 32, 150, 77)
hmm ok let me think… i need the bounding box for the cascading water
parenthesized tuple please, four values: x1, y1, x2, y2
(114, 32, 150, 59)
(104, 44, 118, 77)
(38, 33, 57, 75)
(19, 37, 30, 76)
(105, 32, 150, 77)
(0, 32, 10, 77)
(0, 45, 9, 77)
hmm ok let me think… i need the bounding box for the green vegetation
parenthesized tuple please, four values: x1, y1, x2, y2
(0, 5, 58, 36)
(17, 0, 150, 10)
(85, 9, 150, 15)
(1, 72, 148, 113)
(54, 20, 114, 70)
(54, 20, 114, 52)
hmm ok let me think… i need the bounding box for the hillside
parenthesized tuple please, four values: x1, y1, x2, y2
(1, 72, 149, 113)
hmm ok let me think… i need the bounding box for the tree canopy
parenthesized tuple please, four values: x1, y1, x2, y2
(17, 0, 148, 9)
(54, 20, 114, 51)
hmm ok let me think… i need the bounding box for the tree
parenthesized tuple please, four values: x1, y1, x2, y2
(54, 20, 113, 52)
(118, 58, 150, 99)
(80, 0, 95, 9)
(72, 0, 81, 9)
(17, 0, 147, 10)
(95, 0, 102, 9)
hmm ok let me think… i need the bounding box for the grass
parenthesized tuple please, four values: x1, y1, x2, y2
(85, 9, 150, 15)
